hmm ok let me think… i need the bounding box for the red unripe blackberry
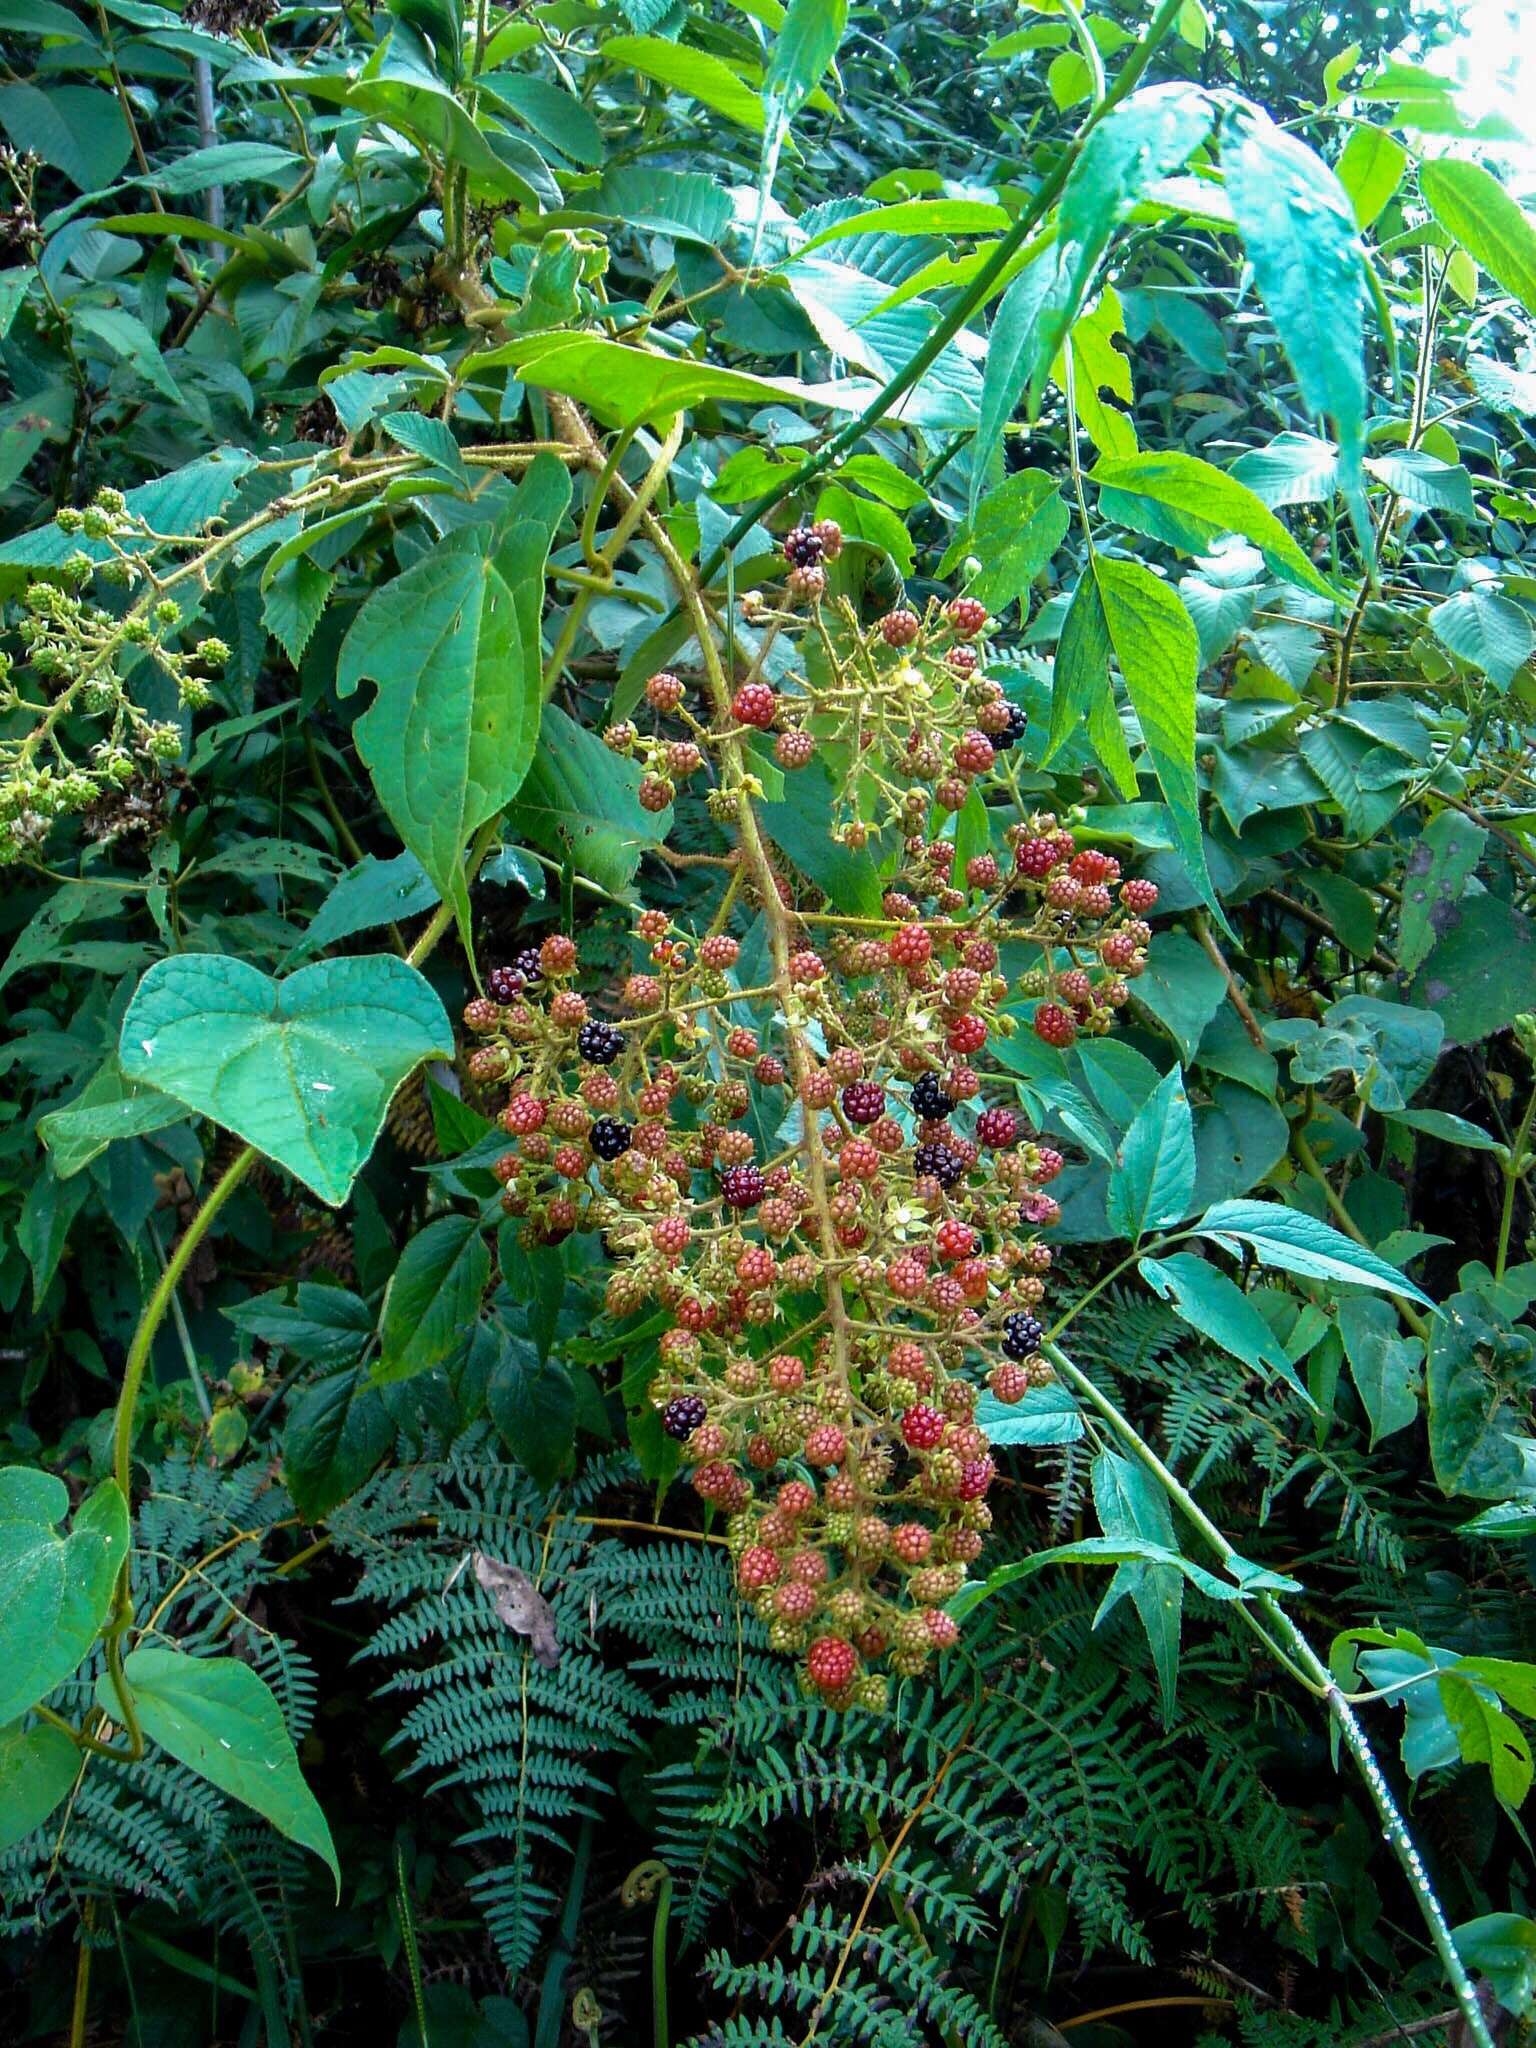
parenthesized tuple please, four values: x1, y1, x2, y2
(540, 935, 577, 976)
(924, 1609, 961, 1648)
(887, 924, 932, 970)
(790, 949, 825, 983)
(805, 1424, 847, 1466)
(1101, 930, 1138, 969)
(1069, 848, 1114, 885)
(464, 996, 499, 1034)
(934, 775, 969, 812)
(953, 730, 995, 775)
(646, 670, 684, 711)
(1015, 836, 1058, 880)
(502, 1094, 546, 1134)
(732, 682, 777, 728)
(814, 517, 843, 560)
(888, 1254, 927, 1300)
(623, 974, 662, 1010)
(667, 741, 702, 778)
(956, 1256, 991, 1301)
(989, 1360, 1029, 1404)
(778, 1477, 815, 1515)
(738, 1545, 780, 1593)
(1034, 1146, 1064, 1183)
(879, 607, 921, 648)
(1034, 1003, 1076, 1048)
(966, 851, 999, 889)
(892, 1522, 933, 1564)
(756, 1054, 786, 1087)
(948, 643, 978, 673)
(700, 933, 740, 969)
(807, 1636, 858, 1691)
(842, 1080, 885, 1125)
(946, 1012, 987, 1056)
(651, 1215, 690, 1256)
(825, 1473, 859, 1510)
(801, 1067, 836, 1109)
(947, 595, 988, 638)
(775, 1581, 818, 1622)
(769, 1354, 806, 1394)
(935, 1217, 977, 1262)
(1120, 876, 1159, 913)
(829, 1046, 864, 1083)
(926, 1273, 965, 1313)
(776, 729, 815, 769)
(958, 1457, 995, 1500)
(788, 1547, 829, 1586)
(901, 1404, 947, 1450)
(1058, 968, 1092, 1006)
(551, 1143, 583, 1179)
(493, 1151, 519, 1186)
(839, 1137, 880, 1180)
(638, 775, 673, 813)
(976, 1106, 1018, 1149)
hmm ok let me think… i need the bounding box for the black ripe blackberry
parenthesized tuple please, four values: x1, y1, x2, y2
(577, 1019, 624, 1065)
(783, 525, 825, 569)
(913, 1142, 965, 1188)
(911, 1072, 955, 1123)
(1002, 1311, 1044, 1359)
(663, 1393, 708, 1439)
(990, 703, 1029, 753)
(589, 1117, 632, 1161)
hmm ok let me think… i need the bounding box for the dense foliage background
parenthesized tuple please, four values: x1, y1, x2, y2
(3, 0, 1536, 2042)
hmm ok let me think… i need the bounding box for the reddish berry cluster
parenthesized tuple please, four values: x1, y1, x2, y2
(462, 563, 1159, 1710)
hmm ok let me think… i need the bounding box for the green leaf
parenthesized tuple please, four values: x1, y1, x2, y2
(336, 455, 571, 943)
(0, 1719, 80, 1854)
(1427, 1291, 1529, 1499)
(1413, 896, 1536, 1044)
(151, 141, 306, 194)
(1385, 1106, 1502, 1153)
(765, 0, 845, 120)
(1428, 589, 1533, 691)
(488, 1339, 576, 1489)
(98, 1648, 338, 1890)
(1439, 1674, 1533, 1811)
(1197, 1198, 1434, 1304)
(973, 251, 1066, 510)
(937, 470, 1069, 614)
(1140, 1251, 1310, 1399)
(375, 1214, 490, 1385)
(506, 703, 671, 895)
(262, 556, 334, 668)
(1338, 1295, 1422, 1446)
(225, 1284, 373, 1367)
(282, 1368, 391, 1519)
(1105, 1067, 1196, 1241)
(0, 1471, 129, 1725)
(1047, 557, 1223, 928)
(975, 1382, 1084, 1447)
(601, 33, 765, 131)
(296, 850, 441, 956)
(1421, 157, 1536, 317)
(1336, 123, 1406, 228)
(796, 198, 1007, 257)
(1229, 430, 1340, 508)
(592, 164, 734, 244)
(119, 954, 453, 1208)
(1224, 106, 1369, 555)
(480, 73, 603, 166)
(756, 756, 885, 916)
(72, 306, 182, 404)
(953, 1535, 1299, 1621)
(475, 331, 805, 429)
(1453, 1915, 1536, 2018)
(38, 1060, 185, 1178)
(1091, 1448, 1183, 1719)
(1365, 447, 1476, 516)
(1134, 929, 1227, 1061)
(0, 83, 131, 190)
(1092, 451, 1336, 599)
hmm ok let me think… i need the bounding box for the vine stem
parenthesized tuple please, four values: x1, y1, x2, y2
(1043, 1340, 1496, 2048)
(1494, 1079, 1535, 1282)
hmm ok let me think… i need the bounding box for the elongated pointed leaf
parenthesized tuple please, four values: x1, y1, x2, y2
(336, 456, 570, 943)
(1105, 1067, 1196, 1240)
(1093, 450, 1336, 599)
(1197, 1198, 1434, 1304)
(1092, 1449, 1183, 1718)
(98, 1648, 338, 1891)
(1141, 1251, 1311, 1400)
(1421, 157, 1536, 317)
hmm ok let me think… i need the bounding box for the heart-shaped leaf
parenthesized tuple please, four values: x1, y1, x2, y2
(0, 1718, 81, 1852)
(97, 1647, 339, 1891)
(0, 1469, 129, 1725)
(119, 954, 452, 1207)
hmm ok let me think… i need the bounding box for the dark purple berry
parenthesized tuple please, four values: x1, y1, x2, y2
(1001, 1311, 1043, 1359)
(577, 1019, 624, 1066)
(513, 945, 543, 985)
(841, 1080, 885, 1126)
(720, 1163, 766, 1209)
(590, 1117, 632, 1161)
(663, 1393, 709, 1440)
(911, 1073, 955, 1123)
(991, 703, 1029, 754)
(487, 965, 523, 1003)
(783, 524, 825, 569)
(913, 1141, 965, 1188)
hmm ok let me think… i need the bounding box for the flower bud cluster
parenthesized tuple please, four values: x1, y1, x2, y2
(0, 491, 228, 864)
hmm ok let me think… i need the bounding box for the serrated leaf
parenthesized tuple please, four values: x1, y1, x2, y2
(1198, 1198, 1434, 1303)
(119, 954, 453, 1207)
(0, 82, 130, 190)
(1413, 896, 1536, 1044)
(506, 703, 671, 894)
(262, 556, 334, 667)
(1336, 123, 1406, 227)
(0, 1471, 129, 1725)
(1428, 589, 1533, 691)
(375, 1213, 489, 1385)
(283, 1368, 391, 1518)
(602, 33, 765, 131)
(1229, 430, 1339, 508)
(975, 1383, 1084, 1446)
(98, 1648, 338, 1890)
(1092, 1448, 1183, 1718)
(1093, 450, 1335, 599)
(1339, 1295, 1422, 1445)
(1105, 1067, 1196, 1240)
(1141, 1251, 1310, 1398)
(1421, 157, 1536, 317)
